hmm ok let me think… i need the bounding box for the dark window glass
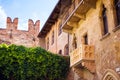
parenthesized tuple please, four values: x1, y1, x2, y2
(58, 50, 62, 55)
(84, 34, 88, 45)
(102, 5, 108, 35)
(115, 0, 120, 25)
(47, 38, 49, 50)
(64, 44, 69, 55)
(51, 31, 54, 45)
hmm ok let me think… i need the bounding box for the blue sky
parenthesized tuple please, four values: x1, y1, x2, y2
(0, 0, 58, 30)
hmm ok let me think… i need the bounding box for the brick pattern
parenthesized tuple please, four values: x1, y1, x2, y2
(0, 17, 40, 47)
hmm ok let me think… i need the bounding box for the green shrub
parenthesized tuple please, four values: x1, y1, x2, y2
(0, 44, 69, 80)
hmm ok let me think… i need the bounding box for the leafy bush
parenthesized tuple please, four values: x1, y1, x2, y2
(0, 44, 69, 80)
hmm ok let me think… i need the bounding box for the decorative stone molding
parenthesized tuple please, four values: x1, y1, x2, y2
(70, 44, 95, 74)
(102, 69, 120, 80)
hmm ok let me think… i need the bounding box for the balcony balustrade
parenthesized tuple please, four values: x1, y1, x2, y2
(70, 44, 94, 67)
(61, 0, 97, 33)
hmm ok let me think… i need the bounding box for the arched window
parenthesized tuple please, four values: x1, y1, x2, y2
(58, 50, 62, 55)
(64, 44, 69, 55)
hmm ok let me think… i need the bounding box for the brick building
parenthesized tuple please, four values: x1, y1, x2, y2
(0, 17, 40, 47)
(38, 0, 120, 80)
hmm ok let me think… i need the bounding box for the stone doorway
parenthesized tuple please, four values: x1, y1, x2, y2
(102, 69, 120, 80)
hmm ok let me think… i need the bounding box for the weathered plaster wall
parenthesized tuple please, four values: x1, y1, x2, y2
(71, 0, 120, 80)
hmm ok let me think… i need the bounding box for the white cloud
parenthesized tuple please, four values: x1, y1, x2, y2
(0, 6, 7, 28)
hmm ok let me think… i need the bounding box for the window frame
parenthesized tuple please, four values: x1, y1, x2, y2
(112, 0, 120, 32)
(51, 31, 54, 45)
(46, 37, 49, 50)
(102, 5, 109, 35)
(115, 0, 120, 26)
(58, 22, 62, 36)
(64, 44, 69, 55)
(84, 34, 88, 45)
(100, 5, 110, 41)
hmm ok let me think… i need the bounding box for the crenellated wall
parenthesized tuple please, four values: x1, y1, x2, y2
(6, 17, 18, 30)
(0, 17, 40, 47)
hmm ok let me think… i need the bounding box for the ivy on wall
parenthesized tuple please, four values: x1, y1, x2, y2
(0, 44, 69, 80)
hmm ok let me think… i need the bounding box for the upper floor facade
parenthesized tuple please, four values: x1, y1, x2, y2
(39, 0, 120, 80)
(61, 0, 120, 80)
(38, 0, 72, 55)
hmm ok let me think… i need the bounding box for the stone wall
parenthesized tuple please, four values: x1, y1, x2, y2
(38, 0, 120, 80)
(0, 17, 40, 47)
(70, 0, 120, 80)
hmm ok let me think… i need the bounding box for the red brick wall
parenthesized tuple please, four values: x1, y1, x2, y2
(0, 17, 40, 47)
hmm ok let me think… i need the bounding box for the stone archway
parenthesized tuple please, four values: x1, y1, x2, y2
(102, 69, 120, 80)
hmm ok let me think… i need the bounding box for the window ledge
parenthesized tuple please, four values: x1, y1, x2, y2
(100, 33, 110, 41)
(112, 25, 120, 32)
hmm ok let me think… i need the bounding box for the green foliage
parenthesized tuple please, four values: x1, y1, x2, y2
(0, 44, 69, 80)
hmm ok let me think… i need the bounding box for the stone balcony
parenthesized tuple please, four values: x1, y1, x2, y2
(62, 0, 97, 33)
(70, 44, 95, 73)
